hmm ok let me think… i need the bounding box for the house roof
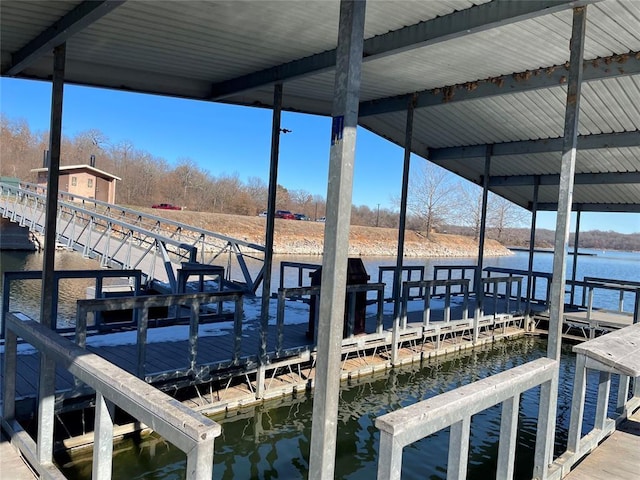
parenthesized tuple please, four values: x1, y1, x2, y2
(31, 164, 122, 181)
(3, 0, 639, 212)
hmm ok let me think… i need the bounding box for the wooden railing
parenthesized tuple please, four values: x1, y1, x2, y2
(2, 313, 221, 480)
(548, 323, 640, 479)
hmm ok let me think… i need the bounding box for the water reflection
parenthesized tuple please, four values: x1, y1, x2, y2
(58, 337, 614, 480)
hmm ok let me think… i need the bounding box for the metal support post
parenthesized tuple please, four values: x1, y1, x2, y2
(40, 43, 66, 329)
(309, 1, 365, 479)
(37, 353, 56, 465)
(93, 392, 115, 480)
(257, 83, 283, 399)
(473, 147, 491, 342)
(535, 7, 587, 479)
(526, 177, 539, 317)
(391, 98, 414, 365)
(570, 210, 581, 305)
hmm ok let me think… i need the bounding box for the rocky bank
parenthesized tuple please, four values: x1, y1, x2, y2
(144, 209, 512, 258)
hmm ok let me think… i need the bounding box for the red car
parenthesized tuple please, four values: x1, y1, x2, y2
(152, 203, 181, 210)
(275, 209, 295, 219)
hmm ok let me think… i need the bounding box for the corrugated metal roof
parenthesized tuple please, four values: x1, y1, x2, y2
(2, 0, 639, 212)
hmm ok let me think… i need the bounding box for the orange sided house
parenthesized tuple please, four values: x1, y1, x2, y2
(31, 164, 121, 204)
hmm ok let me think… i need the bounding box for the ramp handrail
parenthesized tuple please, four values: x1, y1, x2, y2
(375, 357, 557, 480)
(2, 313, 221, 480)
(0, 181, 266, 293)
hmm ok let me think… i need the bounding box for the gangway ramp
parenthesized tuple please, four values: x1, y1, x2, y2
(0, 181, 266, 293)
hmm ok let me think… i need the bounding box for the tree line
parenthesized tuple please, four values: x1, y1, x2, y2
(2, 115, 638, 251)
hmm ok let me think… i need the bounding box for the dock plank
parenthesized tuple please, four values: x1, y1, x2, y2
(565, 411, 640, 480)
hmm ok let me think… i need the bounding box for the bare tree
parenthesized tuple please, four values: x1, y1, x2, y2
(405, 162, 460, 238)
(489, 195, 529, 240)
(458, 183, 484, 240)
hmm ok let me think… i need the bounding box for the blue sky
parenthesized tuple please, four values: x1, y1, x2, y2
(1, 77, 638, 234)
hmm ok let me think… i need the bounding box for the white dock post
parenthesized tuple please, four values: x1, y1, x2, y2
(534, 7, 587, 479)
(308, 1, 365, 479)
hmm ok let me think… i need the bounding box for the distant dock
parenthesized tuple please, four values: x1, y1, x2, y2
(509, 247, 597, 256)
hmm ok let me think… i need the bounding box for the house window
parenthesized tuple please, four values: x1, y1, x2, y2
(71, 176, 77, 186)
(88, 178, 94, 188)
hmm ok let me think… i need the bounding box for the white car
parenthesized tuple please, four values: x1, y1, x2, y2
(258, 211, 267, 217)
(316, 216, 326, 222)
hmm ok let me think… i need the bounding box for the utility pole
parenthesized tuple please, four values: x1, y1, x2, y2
(376, 203, 380, 227)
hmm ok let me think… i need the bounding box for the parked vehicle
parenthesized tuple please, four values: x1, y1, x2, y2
(294, 213, 310, 221)
(316, 216, 326, 222)
(258, 211, 268, 217)
(275, 210, 295, 219)
(152, 203, 181, 210)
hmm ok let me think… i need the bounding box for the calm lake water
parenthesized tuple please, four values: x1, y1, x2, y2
(2, 248, 637, 479)
(2, 249, 639, 325)
(55, 337, 615, 480)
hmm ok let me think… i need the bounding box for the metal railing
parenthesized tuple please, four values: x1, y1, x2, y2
(1, 269, 142, 339)
(377, 265, 426, 301)
(2, 313, 221, 480)
(0, 181, 266, 293)
(275, 282, 385, 353)
(278, 261, 321, 290)
(480, 275, 524, 318)
(572, 277, 640, 321)
(432, 265, 479, 294)
(375, 357, 558, 480)
(483, 266, 552, 309)
(74, 291, 245, 384)
(399, 278, 470, 329)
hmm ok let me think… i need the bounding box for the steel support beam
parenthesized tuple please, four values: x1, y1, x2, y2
(361, 49, 640, 117)
(210, 0, 585, 99)
(490, 171, 640, 188)
(536, 202, 640, 213)
(5, 1, 126, 76)
(256, 84, 283, 399)
(526, 178, 540, 316)
(473, 148, 491, 341)
(391, 98, 414, 365)
(309, 2, 365, 479)
(570, 210, 581, 305)
(429, 131, 640, 162)
(40, 44, 66, 330)
(535, 7, 587, 479)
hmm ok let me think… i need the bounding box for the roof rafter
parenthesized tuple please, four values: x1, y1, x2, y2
(536, 203, 640, 213)
(428, 131, 640, 161)
(360, 51, 640, 117)
(491, 171, 640, 187)
(4, 0, 126, 76)
(210, 0, 587, 100)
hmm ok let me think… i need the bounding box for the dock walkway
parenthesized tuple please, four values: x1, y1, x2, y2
(0, 433, 36, 480)
(2, 294, 526, 417)
(565, 410, 640, 479)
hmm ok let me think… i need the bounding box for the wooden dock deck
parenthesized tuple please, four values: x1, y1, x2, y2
(0, 432, 37, 480)
(565, 409, 640, 480)
(2, 294, 527, 418)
